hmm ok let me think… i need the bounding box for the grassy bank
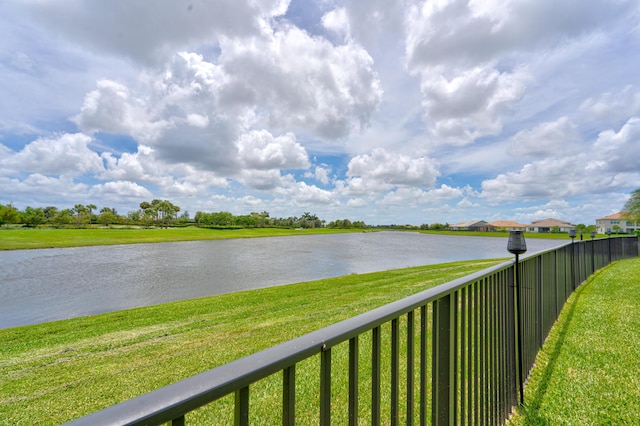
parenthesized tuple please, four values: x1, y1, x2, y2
(0, 258, 504, 424)
(419, 230, 572, 240)
(0, 226, 363, 250)
(508, 257, 640, 425)
(0, 226, 573, 250)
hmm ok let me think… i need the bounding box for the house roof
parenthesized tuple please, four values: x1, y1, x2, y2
(489, 220, 527, 228)
(596, 212, 625, 220)
(453, 220, 489, 227)
(530, 218, 572, 227)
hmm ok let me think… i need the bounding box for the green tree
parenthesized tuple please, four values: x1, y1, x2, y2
(178, 211, 190, 224)
(86, 204, 97, 224)
(154, 199, 180, 227)
(139, 199, 180, 227)
(98, 207, 117, 226)
(0, 203, 21, 226)
(194, 211, 203, 228)
(574, 224, 587, 237)
(139, 201, 156, 226)
(250, 211, 270, 227)
(43, 206, 58, 222)
(622, 188, 640, 223)
(127, 210, 141, 224)
(74, 204, 88, 226)
(52, 209, 73, 228)
(22, 206, 46, 227)
(210, 211, 234, 226)
(300, 212, 322, 228)
(234, 215, 256, 227)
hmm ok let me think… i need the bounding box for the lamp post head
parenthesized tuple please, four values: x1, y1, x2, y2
(590, 231, 596, 239)
(507, 230, 527, 255)
(606, 229, 611, 236)
(568, 229, 576, 239)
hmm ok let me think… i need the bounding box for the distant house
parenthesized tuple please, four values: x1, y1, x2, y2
(488, 220, 528, 231)
(596, 212, 639, 234)
(527, 218, 574, 233)
(450, 220, 496, 232)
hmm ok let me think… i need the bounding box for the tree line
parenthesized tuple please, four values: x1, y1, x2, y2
(0, 201, 368, 230)
(3, 188, 637, 230)
(0, 203, 129, 228)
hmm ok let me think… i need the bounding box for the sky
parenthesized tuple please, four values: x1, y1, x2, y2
(1, 0, 639, 226)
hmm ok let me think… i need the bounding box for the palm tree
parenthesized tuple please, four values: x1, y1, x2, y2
(86, 204, 97, 225)
(74, 204, 87, 226)
(99, 207, 117, 226)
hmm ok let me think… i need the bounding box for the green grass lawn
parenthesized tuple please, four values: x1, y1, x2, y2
(0, 226, 364, 250)
(508, 257, 640, 425)
(0, 258, 504, 425)
(418, 230, 572, 240)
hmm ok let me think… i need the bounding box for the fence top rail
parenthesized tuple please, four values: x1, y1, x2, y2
(67, 238, 638, 426)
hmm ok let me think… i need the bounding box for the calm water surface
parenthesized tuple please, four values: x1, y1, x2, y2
(0, 232, 562, 328)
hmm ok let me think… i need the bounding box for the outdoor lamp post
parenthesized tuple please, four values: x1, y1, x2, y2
(507, 230, 527, 406)
(568, 229, 576, 243)
(607, 229, 612, 263)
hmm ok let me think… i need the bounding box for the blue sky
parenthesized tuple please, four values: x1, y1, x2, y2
(1, 0, 639, 226)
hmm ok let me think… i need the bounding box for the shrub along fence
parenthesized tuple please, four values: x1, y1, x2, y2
(66, 236, 638, 425)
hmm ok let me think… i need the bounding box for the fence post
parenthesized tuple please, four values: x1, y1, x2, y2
(432, 293, 456, 425)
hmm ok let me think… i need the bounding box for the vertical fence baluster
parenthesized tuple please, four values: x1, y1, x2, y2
(537, 256, 543, 351)
(453, 291, 458, 423)
(490, 277, 497, 425)
(391, 318, 400, 426)
(406, 310, 415, 426)
(420, 305, 427, 425)
(499, 270, 508, 422)
(508, 266, 516, 414)
(467, 282, 478, 425)
(459, 287, 466, 425)
(234, 387, 249, 426)
(349, 337, 358, 426)
(283, 365, 295, 426)
(320, 347, 331, 426)
(494, 276, 501, 424)
(473, 281, 480, 424)
(479, 278, 486, 425)
(372, 326, 381, 426)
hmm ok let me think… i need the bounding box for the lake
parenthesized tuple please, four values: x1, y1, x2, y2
(0, 232, 564, 329)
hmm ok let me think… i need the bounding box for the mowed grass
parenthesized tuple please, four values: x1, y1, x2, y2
(508, 257, 640, 425)
(419, 230, 571, 240)
(0, 258, 504, 425)
(0, 226, 363, 250)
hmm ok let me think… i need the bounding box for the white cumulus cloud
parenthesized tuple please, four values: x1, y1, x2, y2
(238, 130, 309, 170)
(0, 133, 103, 176)
(347, 148, 440, 187)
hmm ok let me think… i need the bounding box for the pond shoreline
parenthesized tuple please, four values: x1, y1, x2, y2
(0, 226, 570, 251)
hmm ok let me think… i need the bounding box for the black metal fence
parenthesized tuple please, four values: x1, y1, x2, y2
(66, 236, 638, 425)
